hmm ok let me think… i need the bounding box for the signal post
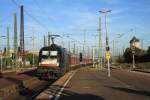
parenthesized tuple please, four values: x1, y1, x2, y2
(99, 9, 111, 77)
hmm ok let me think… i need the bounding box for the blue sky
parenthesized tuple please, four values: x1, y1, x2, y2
(0, 0, 150, 53)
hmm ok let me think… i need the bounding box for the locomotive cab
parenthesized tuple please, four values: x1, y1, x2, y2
(37, 44, 69, 79)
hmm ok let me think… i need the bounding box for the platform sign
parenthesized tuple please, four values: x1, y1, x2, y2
(105, 51, 111, 60)
(105, 51, 111, 77)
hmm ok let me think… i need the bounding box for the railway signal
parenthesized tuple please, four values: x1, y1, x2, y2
(79, 53, 82, 62)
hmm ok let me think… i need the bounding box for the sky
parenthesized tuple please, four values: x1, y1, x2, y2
(0, 0, 150, 54)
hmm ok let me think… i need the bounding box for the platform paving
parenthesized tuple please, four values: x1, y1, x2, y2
(35, 66, 150, 100)
(59, 67, 150, 100)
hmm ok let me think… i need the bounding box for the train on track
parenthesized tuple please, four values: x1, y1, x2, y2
(37, 41, 92, 79)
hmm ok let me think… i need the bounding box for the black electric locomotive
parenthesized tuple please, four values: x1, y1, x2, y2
(37, 44, 69, 79)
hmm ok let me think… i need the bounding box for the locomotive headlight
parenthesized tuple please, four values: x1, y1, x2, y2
(57, 63, 59, 66)
(39, 62, 41, 66)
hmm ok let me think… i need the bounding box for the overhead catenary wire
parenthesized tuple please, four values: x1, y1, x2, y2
(33, 0, 53, 20)
(11, 0, 49, 31)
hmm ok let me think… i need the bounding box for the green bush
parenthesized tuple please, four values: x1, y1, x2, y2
(25, 53, 39, 66)
(123, 46, 150, 63)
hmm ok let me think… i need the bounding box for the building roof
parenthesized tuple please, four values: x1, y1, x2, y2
(130, 36, 140, 43)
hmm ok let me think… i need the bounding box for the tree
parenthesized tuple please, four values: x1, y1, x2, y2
(26, 53, 38, 66)
(123, 47, 146, 63)
(123, 48, 132, 63)
(147, 46, 150, 53)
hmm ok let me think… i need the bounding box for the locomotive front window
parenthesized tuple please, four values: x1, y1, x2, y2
(40, 50, 60, 66)
(41, 51, 58, 58)
(41, 51, 49, 59)
(42, 51, 49, 56)
(50, 51, 57, 56)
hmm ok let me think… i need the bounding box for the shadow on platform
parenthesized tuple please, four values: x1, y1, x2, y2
(60, 90, 105, 100)
(36, 84, 105, 100)
(105, 86, 150, 97)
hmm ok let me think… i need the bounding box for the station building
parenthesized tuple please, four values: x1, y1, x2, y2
(130, 36, 141, 49)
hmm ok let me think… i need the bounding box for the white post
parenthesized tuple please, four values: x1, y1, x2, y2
(108, 59, 110, 77)
(132, 48, 135, 69)
(92, 47, 95, 68)
(133, 54, 135, 69)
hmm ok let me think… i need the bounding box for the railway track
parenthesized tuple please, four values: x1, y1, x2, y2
(0, 69, 56, 100)
(0, 65, 90, 100)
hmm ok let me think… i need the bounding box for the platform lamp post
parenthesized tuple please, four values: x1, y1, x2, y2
(97, 16, 103, 70)
(99, 9, 111, 77)
(92, 34, 98, 68)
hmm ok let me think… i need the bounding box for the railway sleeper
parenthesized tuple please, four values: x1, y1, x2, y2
(0, 78, 25, 100)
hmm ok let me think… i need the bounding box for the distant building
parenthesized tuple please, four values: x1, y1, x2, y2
(130, 36, 141, 48)
(2, 49, 39, 57)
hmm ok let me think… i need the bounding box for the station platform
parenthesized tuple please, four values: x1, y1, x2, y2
(36, 66, 150, 100)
